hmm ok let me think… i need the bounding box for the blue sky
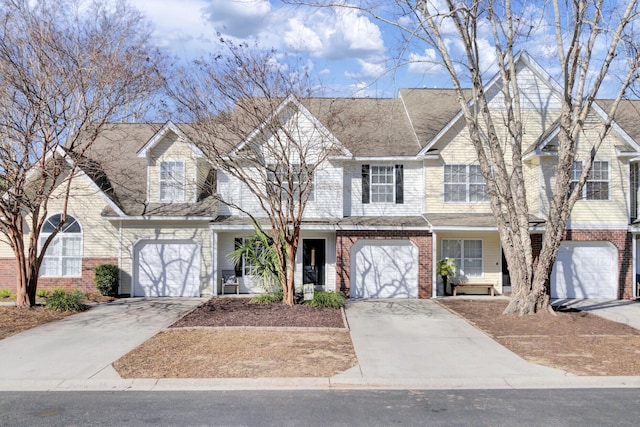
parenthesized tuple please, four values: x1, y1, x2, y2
(129, 0, 634, 99)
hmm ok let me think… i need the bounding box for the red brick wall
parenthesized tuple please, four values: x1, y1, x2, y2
(336, 230, 433, 299)
(531, 230, 633, 299)
(0, 257, 118, 294)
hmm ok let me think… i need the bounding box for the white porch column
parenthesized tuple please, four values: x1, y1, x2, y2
(432, 231, 438, 298)
(212, 230, 218, 296)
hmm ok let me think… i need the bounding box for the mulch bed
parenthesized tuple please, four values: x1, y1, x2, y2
(437, 299, 640, 376)
(170, 297, 346, 328)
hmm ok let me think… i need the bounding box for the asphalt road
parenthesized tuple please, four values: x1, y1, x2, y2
(1, 389, 639, 426)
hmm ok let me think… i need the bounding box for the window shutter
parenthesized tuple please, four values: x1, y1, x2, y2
(395, 164, 404, 204)
(234, 238, 243, 277)
(362, 164, 370, 204)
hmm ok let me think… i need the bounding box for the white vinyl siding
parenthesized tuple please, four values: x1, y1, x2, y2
(442, 239, 483, 278)
(39, 215, 82, 278)
(159, 160, 185, 201)
(266, 163, 315, 202)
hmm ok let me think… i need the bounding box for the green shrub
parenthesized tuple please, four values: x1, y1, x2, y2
(249, 291, 283, 305)
(36, 289, 50, 299)
(94, 263, 119, 296)
(0, 288, 12, 299)
(305, 291, 346, 309)
(46, 289, 88, 312)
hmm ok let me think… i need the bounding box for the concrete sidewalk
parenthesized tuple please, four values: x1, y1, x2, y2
(1, 297, 640, 391)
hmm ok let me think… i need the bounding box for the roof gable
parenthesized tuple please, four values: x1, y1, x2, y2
(137, 120, 204, 159)
(417, 51, 565, 156)
(230, 95, 352, 159)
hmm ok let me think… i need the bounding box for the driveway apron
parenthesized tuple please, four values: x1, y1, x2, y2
(0, 298, 204, 381)
(340, 299, 567, 380)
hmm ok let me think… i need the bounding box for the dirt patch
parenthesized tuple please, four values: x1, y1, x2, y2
(437, 299, 640, 376)
(0, 306, 73, 340)
(113, 329, 356, 378)
(171, 297, 346, 328)
(114, 297, 356, 379)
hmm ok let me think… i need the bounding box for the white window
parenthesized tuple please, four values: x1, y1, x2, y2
(571, 160, 609, 200)
(444, 164, 488, 202)
(39, 214, 82, 278)
(266, 164, 314, 202)
(371, 165, 394, 203)
(159, 160, 185, 201)
(442, 239, 483, 278)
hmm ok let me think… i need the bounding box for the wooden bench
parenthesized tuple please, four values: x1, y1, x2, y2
(452, 283, 495, 296)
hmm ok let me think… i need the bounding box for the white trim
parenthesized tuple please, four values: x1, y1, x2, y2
(592, 102, 640, 153)
(75, 168, 126, 217)
(432, 231, 438, 298)
(572, 159, 610, 201)
(350, 156, 420, 161)
(158, 159, 186, 202)
(441, 238, 485, 279)
(106, 216, 215, 221)
(136, 121, 205, 158)
(369, 164, 395, 204)
(565, 222, 628, 230)
(39, 213, 83, 278)
(418, 52, 564, 156)
(212, 230, 218, 296)
(442, 163, 489, 203)
(230, 95, 352, 158)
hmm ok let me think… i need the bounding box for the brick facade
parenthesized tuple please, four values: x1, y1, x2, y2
(531, 230, 633, 299)
(0, 257, 118, 294)
(336, 230, 433, 299)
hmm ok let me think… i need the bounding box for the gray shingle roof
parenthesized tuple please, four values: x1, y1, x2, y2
(598, 99, 640, 145)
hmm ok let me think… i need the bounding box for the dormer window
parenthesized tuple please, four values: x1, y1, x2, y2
(159, 160, 185, 202)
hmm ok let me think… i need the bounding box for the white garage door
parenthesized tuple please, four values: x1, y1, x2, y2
(134, 240, 201, 297)
(351, 240, 418, 298)
(551, 241, 617, 299)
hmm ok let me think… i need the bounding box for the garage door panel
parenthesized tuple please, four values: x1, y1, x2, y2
(135, 241, 200, 297)
(351, 240, 418, 299)
(551, 242, 617, 299)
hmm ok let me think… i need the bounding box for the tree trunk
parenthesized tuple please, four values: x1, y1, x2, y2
(283, 243, 296, 306)
(15, 265, 39, 308)
(503, 276, 552, 315)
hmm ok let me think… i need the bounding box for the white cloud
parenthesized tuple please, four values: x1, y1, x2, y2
(284, 18, 323, 52)
(344, 59, 386, 80)
(202, 0, 272, 38)
(407, 48, 444, 75)
(129, 0, 217, 56)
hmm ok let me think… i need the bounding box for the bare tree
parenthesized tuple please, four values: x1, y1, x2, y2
(169, 42, 342, 306)
(0, 0, 163, 307)
(293, 0, 640, 314)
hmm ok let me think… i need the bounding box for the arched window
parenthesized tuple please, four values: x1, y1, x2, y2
(39, 214, 82, 277)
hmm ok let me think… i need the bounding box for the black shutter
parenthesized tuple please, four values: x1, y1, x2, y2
(362, 164, 370, 204)
(234, 237, 243, 277)
(395, 164, 404, 204)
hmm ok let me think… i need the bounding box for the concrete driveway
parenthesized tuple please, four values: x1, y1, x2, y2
(336, 299, 568, 386)
(0, 297, 204, 386)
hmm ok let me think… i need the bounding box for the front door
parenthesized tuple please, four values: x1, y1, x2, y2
(303, 239, 325, 289)
(501, 251, 511, 294)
